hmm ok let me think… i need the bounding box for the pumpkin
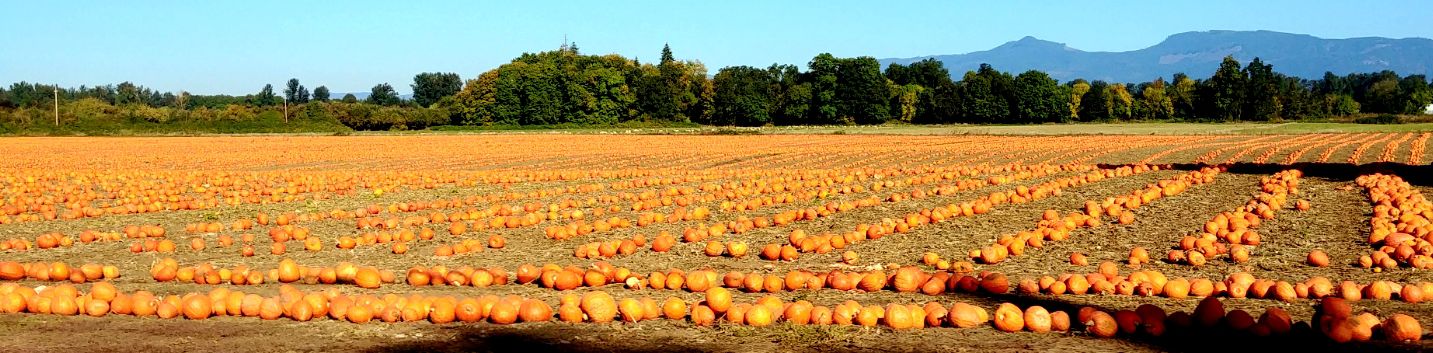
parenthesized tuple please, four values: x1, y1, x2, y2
(661, 297, 687, 320)
(855, 305, 882, 327)
(1024, 306, 1052, 333)
(276, 259, 301, 283)
(1087, 311, 1118, 338)
(1050, 310, 1071, 332)
(1307, 250, 1329, 267)
(489, 299, 519, 324)
(992, 303, 1024, 332)
(181, 295, 211, 320)
(1193, 296, 1224, 328)
(706, 288, 732, 313)
(347, 303, 374, 323)
(429, 299, 457, 324)
(557, 302, 584, 323)
(980, 273, 1009, 294)
(691, 305, 715, 326)
(746, 304, 774, 327)
(1401, 284, 1424, 303)
(1382, 314, 1423, 342)
(354, 267, 382, 289)
(785, 300, 813, 325)
(580, 291, 617, 323)
(1260, 307, 1292, 335)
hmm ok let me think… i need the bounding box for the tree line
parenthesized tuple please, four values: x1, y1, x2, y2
(444, 46, 1431, 127)
(3, 44, 1431, 132)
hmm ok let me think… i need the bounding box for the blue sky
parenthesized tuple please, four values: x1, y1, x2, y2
(3, 0, 1430, 95)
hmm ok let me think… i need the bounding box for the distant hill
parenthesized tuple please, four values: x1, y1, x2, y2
(880, 30, 1433, 82)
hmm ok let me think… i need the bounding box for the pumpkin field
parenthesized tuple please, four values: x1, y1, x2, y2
(0, 132, 1431, 353)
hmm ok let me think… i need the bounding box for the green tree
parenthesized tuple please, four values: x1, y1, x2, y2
(1078, 81, 1110, 121)
(411, 72, 463, 107)
(1011, 70, 1067, 123)
(1399, 74, 1432, 114)
(367, 83, 400, 106)
(890, 84, 924, 123)
(807, 53, 841, 124)
(1242, 58, 1279, 120)
(835, 56, 890, 124)
(1106, 83, 1134, 120)
(1067, 80, 1090, 120)
(312, 86, 330, 102)
(1205, 56, 1246, 121)
(1137, 78, 1174, 120)
(957, 64, 1011, 123)
(284, 78, 310, 104)
(341, 93, 358, 103)
(1170, 73, 1198, 119)
(711, 66, 776, 126)
(1325, 94, 1360, 116)
(255, 84, 278, 106)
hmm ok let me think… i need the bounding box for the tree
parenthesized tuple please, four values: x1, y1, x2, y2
(1243, 58, 1279, 120)
(1106, 83, 1134, 120)
(807, 53, 841, 124)
(255, 84, 278, 106)
(1137, 78, 1174, 120)
(958, 64, 1011, 123)
(1399, 74, 1432, 114)
(313, 86, 331, 102)
(711, 66, 775, 126)
(341, 93, 358, 103)
(1011, 70, 1067, 123)
(835, 56, 890, 124)
(1067, 80, 1090, 120)
(660, 44, 675, 65)
(367, 83, 401, 106)
(1170, 73, 1198, 119)
(411, 72, 463, 107)
(284, 79, 310, 104)
(1078, 81, 1110, 121)
(1205, 56, 1246, 121)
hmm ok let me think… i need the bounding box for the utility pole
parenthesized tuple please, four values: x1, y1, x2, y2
(53, 85, 59, 126)
(283, 95, 289, 123)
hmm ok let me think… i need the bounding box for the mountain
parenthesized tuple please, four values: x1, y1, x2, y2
(880, 30, 1433, 83)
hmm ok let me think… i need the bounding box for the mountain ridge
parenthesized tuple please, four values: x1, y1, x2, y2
(880, 30, 1433, 83)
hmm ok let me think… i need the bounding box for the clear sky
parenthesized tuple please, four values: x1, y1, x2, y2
(3, 0, 1430, 96)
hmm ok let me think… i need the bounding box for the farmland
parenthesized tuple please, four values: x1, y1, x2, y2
(0, 131, 1431, 353)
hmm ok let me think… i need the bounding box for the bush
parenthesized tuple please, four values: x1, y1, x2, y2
(1354, 114, 1402, 124)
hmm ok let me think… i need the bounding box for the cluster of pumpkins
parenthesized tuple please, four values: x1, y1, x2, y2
(1357, 173, 1433, 269)
(972, 167, 1220, 265)
(0, 282, 1421, 345)
(150, 259, 396, 289)
(1169, 169, 1303, 266)
(0, 262, 119, 283)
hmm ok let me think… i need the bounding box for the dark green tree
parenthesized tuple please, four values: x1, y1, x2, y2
(957, 64, 1012, 123)
(313, 86, 330, 102)
(255, 84, 278, 106)
(711, 66, 776, 126)
(367, 83, 400, 106)
(284, 78, 310, 104)
(1011, 70, 1067, 122)
(835, 56, 890, 124)
(411, 72, 463, 107)
(1205, 56, 1246, 121)
(1242, 58, 1278, 120)
(807, 53, 841, 124)
(341, 93, 358, 103)
(1078, 81, 1110, 121)
(1169, 73, 1198, 119)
